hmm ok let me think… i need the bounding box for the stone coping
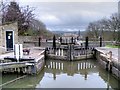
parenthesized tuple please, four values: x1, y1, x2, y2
(95, 47, 119, 62)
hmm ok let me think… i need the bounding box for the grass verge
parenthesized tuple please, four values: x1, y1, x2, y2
(105, 44, 120, 48)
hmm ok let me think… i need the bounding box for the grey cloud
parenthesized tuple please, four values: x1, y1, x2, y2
(19, 2, 118, 31)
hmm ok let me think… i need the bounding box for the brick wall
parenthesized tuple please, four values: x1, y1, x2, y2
(18, 36, 40, 48)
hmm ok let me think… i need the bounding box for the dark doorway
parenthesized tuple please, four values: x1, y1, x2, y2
(6, 31, 13, 51)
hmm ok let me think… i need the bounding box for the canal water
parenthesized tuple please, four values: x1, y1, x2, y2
(1, 59, 120, 89)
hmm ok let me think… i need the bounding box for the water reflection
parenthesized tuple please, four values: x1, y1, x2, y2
(2, 59, 120, 89)
(37, 59, 120, 89)
(45, 60, 97, 80)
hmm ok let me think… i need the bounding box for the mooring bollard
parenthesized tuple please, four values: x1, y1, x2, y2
(53, 35, 56, 49)
(85, 37, 88, 50)
(66, 39, 67, 44)
(109, 51, 112, 60)
(38, 37, 41, 47)
(106, 51, 112, 72)
(71, 37, 73, 44)
(108, 51, 112, 72)
(44, 48, 47, 60)
(100, 37, 102, 47)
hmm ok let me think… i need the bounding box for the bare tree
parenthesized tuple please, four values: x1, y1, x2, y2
(21, 5, 35, 29)
(2, 1, 34, 35)
(109, 13, 120, 41)
(86, 13, 120, 42)
(98, 19, 111, 40)
(86, 21, 100, 40)
(0, 0, 8, 24)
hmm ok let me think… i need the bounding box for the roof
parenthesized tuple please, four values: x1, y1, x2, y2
(62, 33, 78, 37)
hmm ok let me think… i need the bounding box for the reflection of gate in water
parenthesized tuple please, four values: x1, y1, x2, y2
(45, 60, 97, 75)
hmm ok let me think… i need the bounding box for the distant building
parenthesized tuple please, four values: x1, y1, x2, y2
(0, 22, 18, 54)
(63, 33, 78, 38)
(61, 33, 78, 44)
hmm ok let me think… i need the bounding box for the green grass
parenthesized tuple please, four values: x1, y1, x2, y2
(106, 44, 120, 48)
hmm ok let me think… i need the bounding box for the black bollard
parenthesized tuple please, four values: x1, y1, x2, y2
(85, 37, 88, 50)
(85, 37, 88, 60)
(39, 37, 41, 47)
(106, 61, 109, 71)
(44, 48, 48, 60)
(66, 39, 67, 45)
(69, 44, 72, 61)
(71, 37, 73, 44)
(44, 48, 47, 60)
(53, 35, 56, 51)
(60, 37, 62, 43)
(100, 37, 102, 47)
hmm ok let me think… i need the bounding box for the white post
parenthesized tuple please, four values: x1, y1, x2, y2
(55, 51, 57, 55)
(19, 44, 23, 58)
(61, 49, 63, 56)
(14, 44, 20, 62)
(58, 49, 60, 56)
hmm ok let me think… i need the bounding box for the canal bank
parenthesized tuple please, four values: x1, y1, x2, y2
(95, 47, 120, 80)
(0, 47, 45, 75)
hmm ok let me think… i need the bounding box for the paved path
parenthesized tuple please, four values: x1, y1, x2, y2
(95, 47, 119, 61)
(0, 52, 14, 60)
(0, 47, 45, 62)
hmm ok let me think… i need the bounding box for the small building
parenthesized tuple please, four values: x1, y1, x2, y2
(0, 22, 18, 54)
(61, 33, 78, 44)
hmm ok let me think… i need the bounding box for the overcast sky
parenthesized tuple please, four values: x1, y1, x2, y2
(17, 0, 119, 31)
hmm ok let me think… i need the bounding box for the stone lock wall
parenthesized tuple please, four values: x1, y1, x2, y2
(0, 22, 18, 54)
